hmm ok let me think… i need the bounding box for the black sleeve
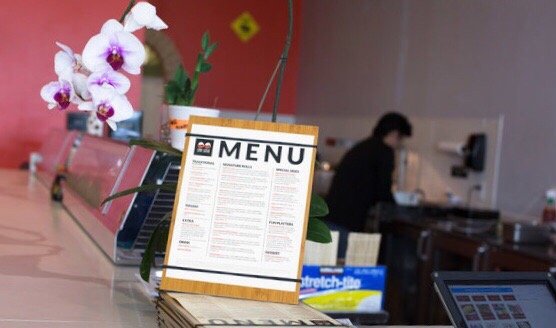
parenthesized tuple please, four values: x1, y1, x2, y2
(374, 148, 395, 203)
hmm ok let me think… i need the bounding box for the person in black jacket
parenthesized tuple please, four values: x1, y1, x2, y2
(325, 113, 412, 254)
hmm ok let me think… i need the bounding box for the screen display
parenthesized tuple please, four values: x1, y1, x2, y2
(449, 283, 556, 328)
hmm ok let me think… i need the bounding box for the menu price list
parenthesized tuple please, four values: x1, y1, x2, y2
(165, 122, 315, 293)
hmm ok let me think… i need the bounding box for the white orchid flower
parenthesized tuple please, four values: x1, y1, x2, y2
(78, 85, 134, 130)
(40, 79, 76, 110)
(82, 19, 146, 75)
(124, 2, 168, 32)
(72, 73, 91, 100)
(53, 42, 91, 101)
(87, 68, 131, 95)
(54, 42, 88, 78)
(54, 42, 91, 104)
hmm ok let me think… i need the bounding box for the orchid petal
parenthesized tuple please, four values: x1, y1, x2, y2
(40, 79, 74, 110)
(148, 15, 168, 30)
(124, 2, 168, 32)
(40, 80, 73, 99)
(61, 79, 74, 96)
(40, 81, 60, 103)
(78, 102, 95, 111)
(106, 120, 118, 131)
(121, 63, 141, 75)
(123, 14, 143, 33)
(110, 94, 134, 122)
(87, 69, 130, 94)
(82, 34, 111, 72)
(89, 85, 117, 106)
(115, 31, 146, 74)
(54, 51, 74, 78)
(55, 42, 74, 56)
(131, 2, 157, 25)
(73, 54, 91, 75)
(72, 73, 91, 101)
(101, 19, 124, 35)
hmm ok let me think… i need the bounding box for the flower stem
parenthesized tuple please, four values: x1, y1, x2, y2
(271, 0, 293, 123)
(119, 0, 136, 23)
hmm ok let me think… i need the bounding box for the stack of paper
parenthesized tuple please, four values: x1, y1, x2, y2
(157, 292, 345, 328)
(303, 231, 340, 266)
(344, 233, 381, 266)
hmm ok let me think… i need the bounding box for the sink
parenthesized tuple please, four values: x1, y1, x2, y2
(450, 207, 500, 221)
(375, 202, 499, 223)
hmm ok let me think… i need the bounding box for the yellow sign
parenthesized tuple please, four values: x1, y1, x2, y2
(231, 12, 260, 42)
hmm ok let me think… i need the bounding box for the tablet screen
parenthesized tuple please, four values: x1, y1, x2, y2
(448, 283, 556, 328)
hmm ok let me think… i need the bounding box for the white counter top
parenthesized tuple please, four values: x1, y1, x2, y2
(0, 169, 453, 328)
(0, 169, 157, 328)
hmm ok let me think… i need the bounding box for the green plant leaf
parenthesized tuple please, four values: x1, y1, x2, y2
(173, 65, 188, 86)
(204, 42, 218, 59)
(309, 193, 329, 218)
(183, 78, 192, 98)
(129, 139, 183, 157)
(201, 31, 210, 51)
(165, 80, 182, 104)
(306, 217, 332, 243)
(101, 182, 178, 205)
(165, 80, 181, 91)
(140, 212, 171, 282)
(199, 62, 212, 73)
(194, 54, 204, 72)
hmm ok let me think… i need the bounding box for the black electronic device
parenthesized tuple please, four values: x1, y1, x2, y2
(433, 271, 556, 328)
(109, 111, 143, 142)
(66, 112, 90, 132)
(463, 133, 486, 172)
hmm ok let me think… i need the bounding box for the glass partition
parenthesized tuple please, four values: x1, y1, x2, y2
(66, 136, 130, 208)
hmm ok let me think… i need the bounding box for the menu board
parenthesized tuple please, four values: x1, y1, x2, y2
(161, 116, 318, 304)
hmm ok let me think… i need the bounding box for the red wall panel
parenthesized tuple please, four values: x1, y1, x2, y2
(0, 0, 142, 168)
(0, 0, 300, 168)
(152, 0, 301, 115)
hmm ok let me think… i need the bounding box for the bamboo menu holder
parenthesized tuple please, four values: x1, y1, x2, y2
(161, 116, 319, 304)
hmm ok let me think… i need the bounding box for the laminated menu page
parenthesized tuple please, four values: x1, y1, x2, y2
(156, 292, 345, 328)
(161, 116, 318, 304)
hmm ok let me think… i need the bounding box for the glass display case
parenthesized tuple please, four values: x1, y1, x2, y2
(35, 129, 79, 184)
(61, 135, 180, 264)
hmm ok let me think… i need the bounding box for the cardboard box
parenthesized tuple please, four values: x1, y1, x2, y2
(300, 265, 387, 312)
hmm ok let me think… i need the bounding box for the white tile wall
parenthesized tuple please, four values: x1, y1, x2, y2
(299, 115, 504, 209)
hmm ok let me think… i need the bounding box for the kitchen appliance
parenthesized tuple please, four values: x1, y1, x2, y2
(502, 222, 551, 244)
(437, 133, 487, 175)
(463, 134, 486, 171)
(436, 206, 500, 235)
(394, 190, 423, 206)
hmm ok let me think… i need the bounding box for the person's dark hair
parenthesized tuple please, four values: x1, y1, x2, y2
(371, 112, 412, 139)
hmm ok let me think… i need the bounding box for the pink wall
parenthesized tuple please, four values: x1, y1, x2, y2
(0, 0, 142, 168)
(151, 0, 300, 115)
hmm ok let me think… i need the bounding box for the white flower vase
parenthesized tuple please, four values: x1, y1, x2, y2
(86, 112, 104, 137)
(168, 105, 220, 150)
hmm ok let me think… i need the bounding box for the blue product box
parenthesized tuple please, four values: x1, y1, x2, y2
(300, 265, 387, 312)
